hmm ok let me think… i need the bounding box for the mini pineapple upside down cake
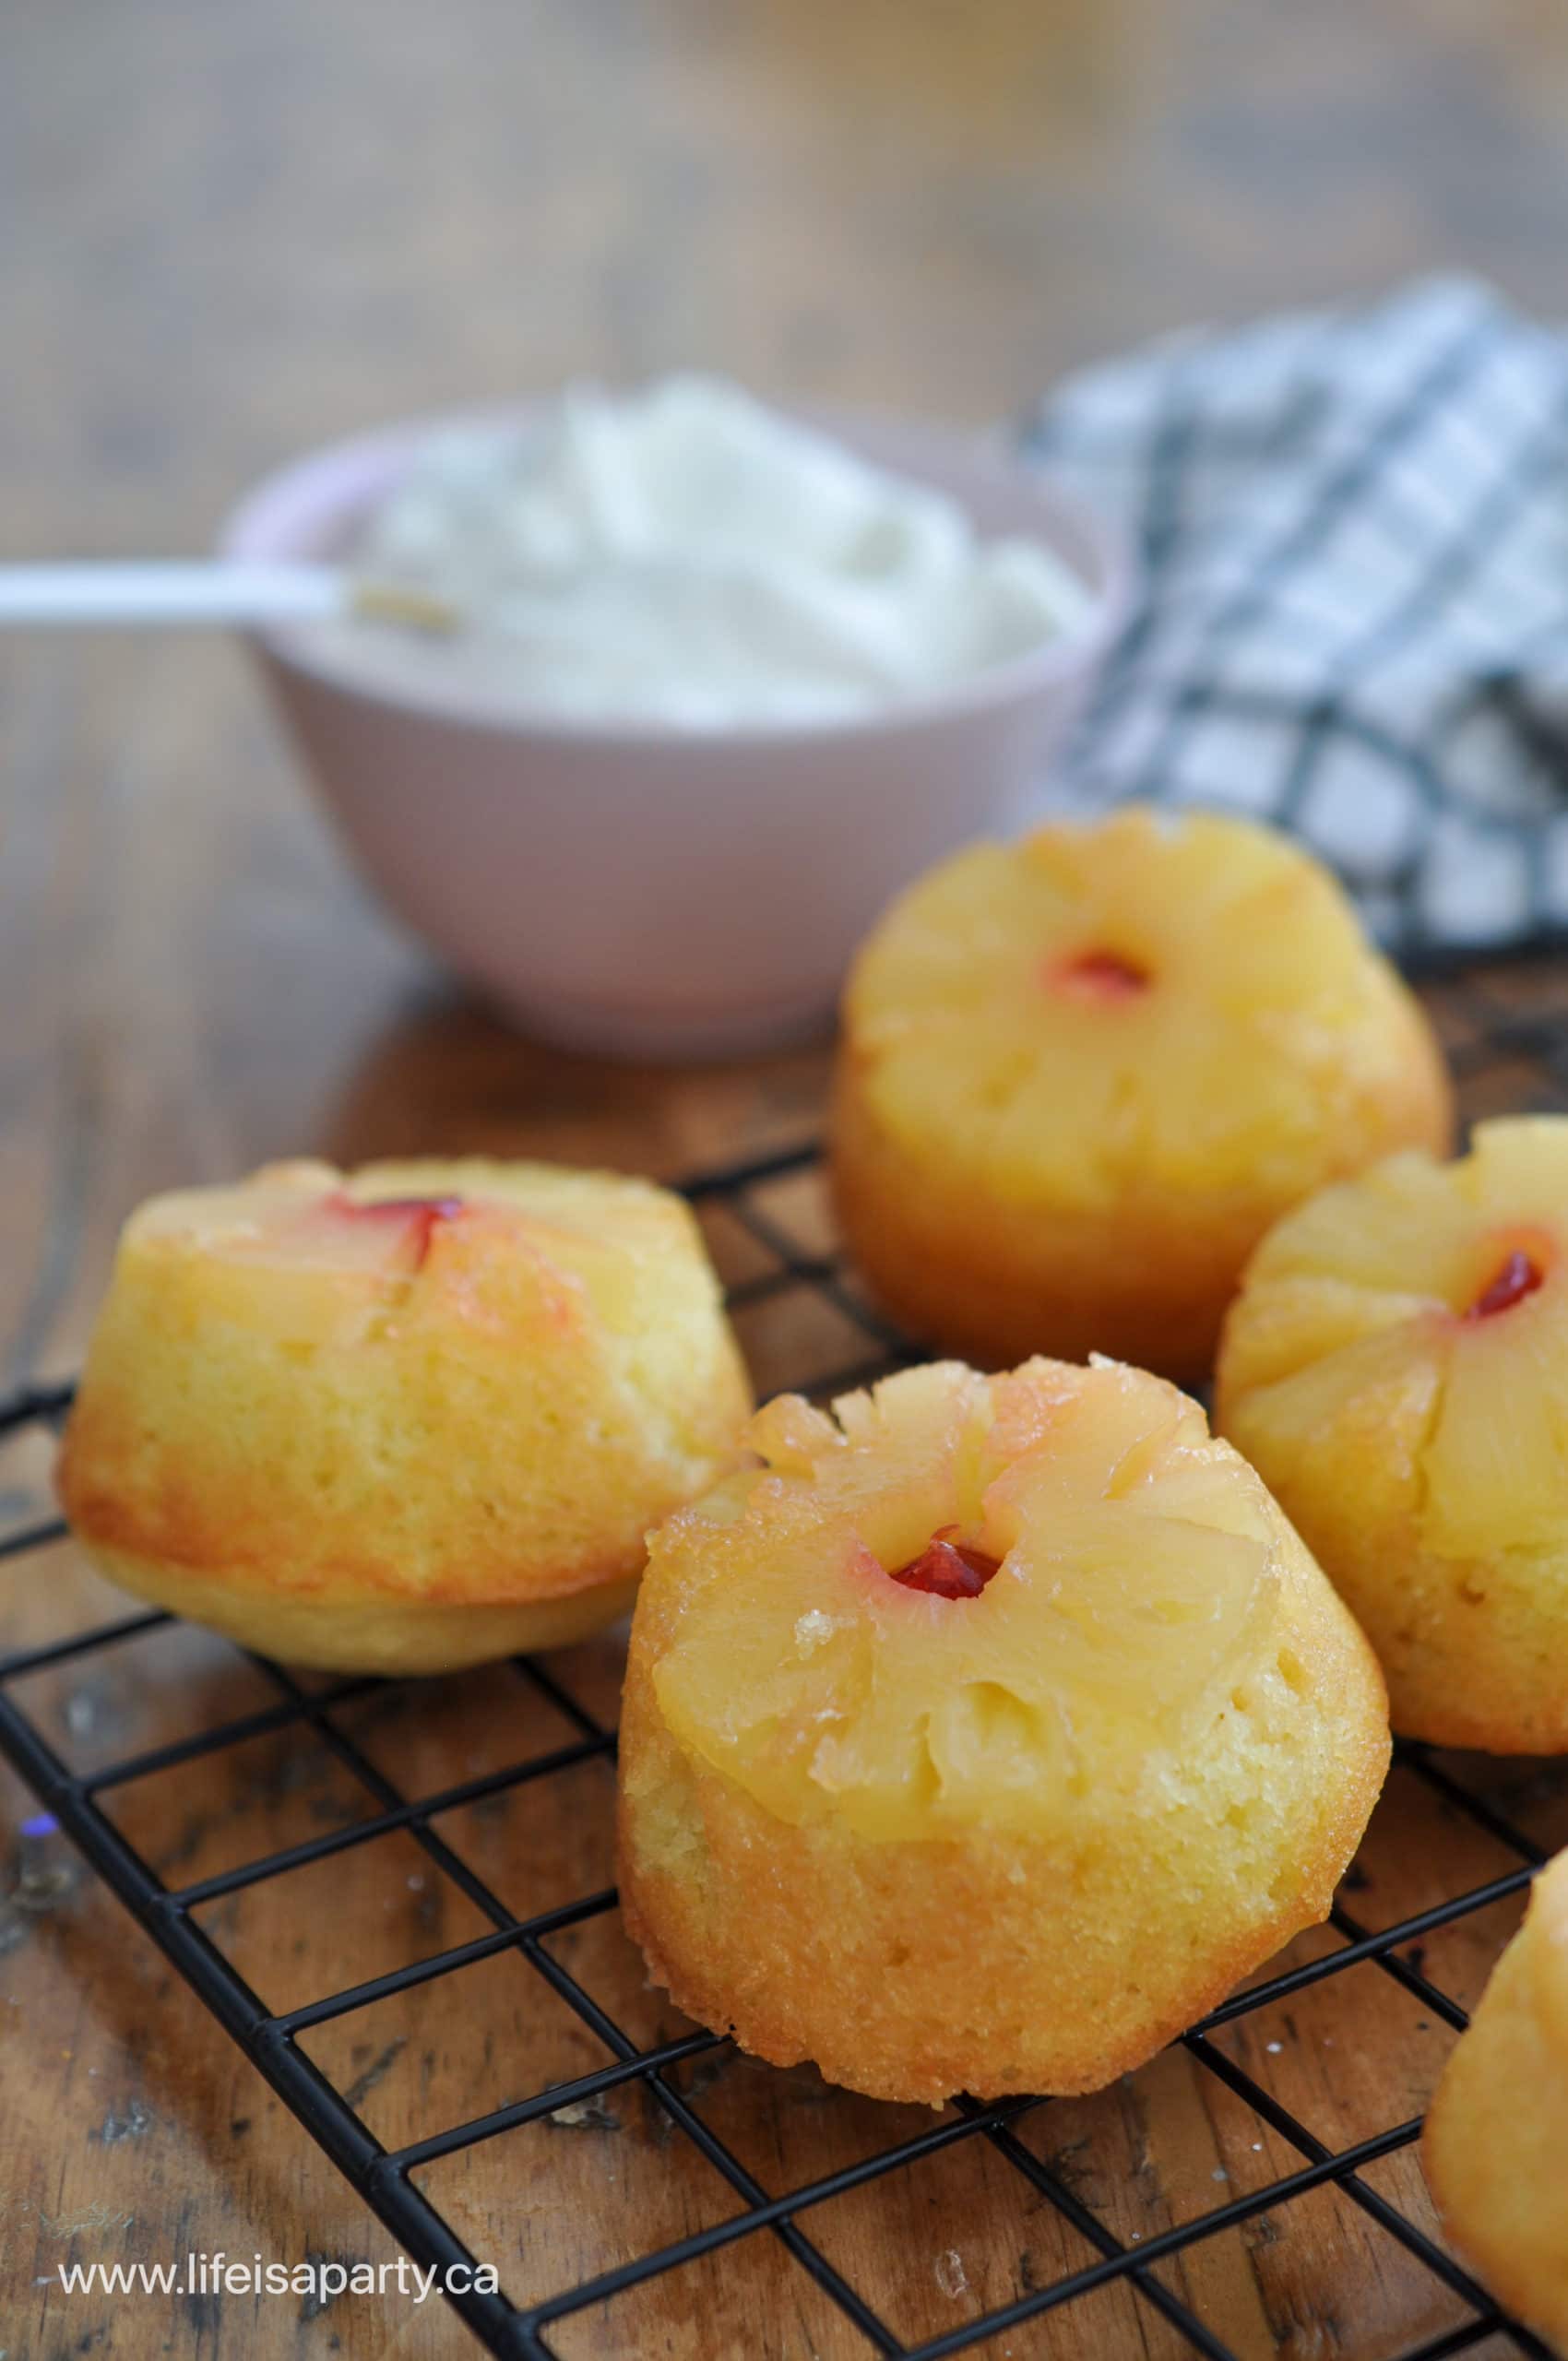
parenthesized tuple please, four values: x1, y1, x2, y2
(57, 1158, 750, 1674)
(1218, 1117, 1568, 1752)
(616, 1357, 1389, 2106)
(830, 806, 1452, 1383)
(1424, 1847, 1568, 2355)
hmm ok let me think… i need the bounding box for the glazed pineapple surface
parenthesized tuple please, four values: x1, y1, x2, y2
(1218, 1117, 1568, 1750)
(1425, 1848, 1568, 2355)
(831, 806, 1453, 1382)
(57, 1157, 750, 1673)
(617, 1356, 1390, 2106)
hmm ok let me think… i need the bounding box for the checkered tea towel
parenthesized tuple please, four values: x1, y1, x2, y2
(1022, 277, 1568, 958)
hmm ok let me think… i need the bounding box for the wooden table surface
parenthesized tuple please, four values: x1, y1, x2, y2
(7, 5, 1568, 2356)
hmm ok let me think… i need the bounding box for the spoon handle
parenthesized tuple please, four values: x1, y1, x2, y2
(0, 562, 344, 628)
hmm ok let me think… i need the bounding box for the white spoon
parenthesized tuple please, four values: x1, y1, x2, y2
(0, 562, 458, 633)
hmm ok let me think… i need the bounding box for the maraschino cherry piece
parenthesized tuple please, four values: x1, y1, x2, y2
(888, 1525, 1001, 1600)
(327, 1192, 464, 1270)
(1465, 1249, 1544, 1322)
(1049, 948, 1150, 1003)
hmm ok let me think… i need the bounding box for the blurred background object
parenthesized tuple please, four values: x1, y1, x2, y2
(11, 0, 1568, 541)
(221, 400, 1126, 1057)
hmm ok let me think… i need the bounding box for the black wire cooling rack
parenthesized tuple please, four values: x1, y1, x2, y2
(5, 956, 1568, 2360)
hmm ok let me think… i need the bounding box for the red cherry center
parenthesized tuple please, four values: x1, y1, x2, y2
(1049, 948, 1151, 1003)
(1465, 1250, 1544, 1322)
(887, 1526, 1001, 1600)
(327, 1192, 464, 1269)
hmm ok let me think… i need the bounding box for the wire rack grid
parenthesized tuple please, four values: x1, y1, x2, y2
(3, 957, 1568, 2360)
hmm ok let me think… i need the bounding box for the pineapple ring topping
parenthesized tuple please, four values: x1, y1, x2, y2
(1465, 1249, 1544, 1322)
(1047, 947, 1151, 1003)
(1216, 1122, 1568, 1559)
(887, 1526, 1001, 1599)
(649, 1359, 1282, 1842)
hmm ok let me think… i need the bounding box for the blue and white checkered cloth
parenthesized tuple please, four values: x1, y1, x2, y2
(1024, 278, 1568, 958)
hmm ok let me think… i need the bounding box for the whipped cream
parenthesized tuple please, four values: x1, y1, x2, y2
(340, 376, 1091, 729)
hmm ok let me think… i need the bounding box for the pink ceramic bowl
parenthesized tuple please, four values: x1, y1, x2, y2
(221, 407, 1132, 1061)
